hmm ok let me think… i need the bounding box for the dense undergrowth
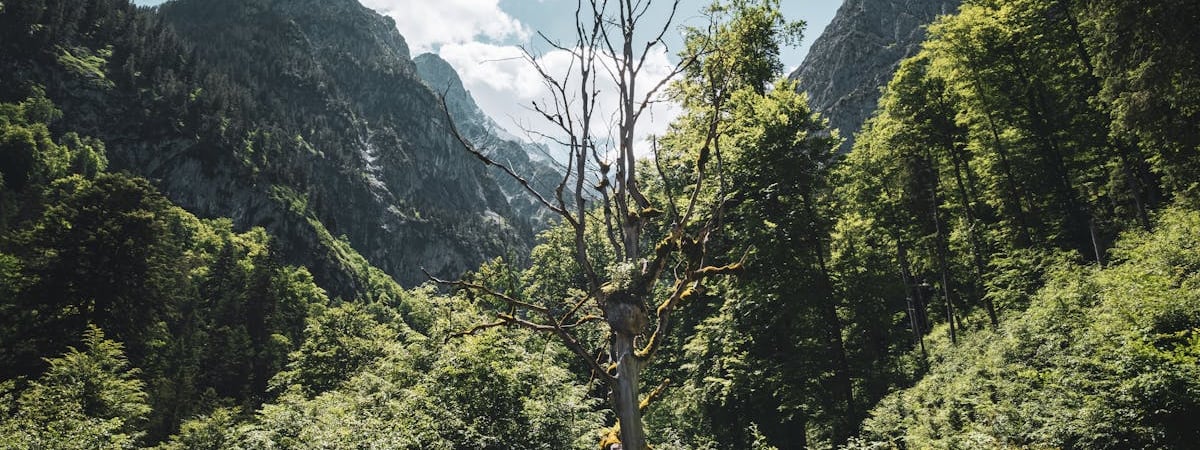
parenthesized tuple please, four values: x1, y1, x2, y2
(849, 206, 1200, 449)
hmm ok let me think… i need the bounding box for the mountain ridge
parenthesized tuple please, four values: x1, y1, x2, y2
(141, 0, 535, 291)
(413, 52, 567, 231)
(790, 0, 962, 152)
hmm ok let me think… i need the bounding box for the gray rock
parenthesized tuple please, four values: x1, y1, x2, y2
(148, 0, 533, 294)
(414, 52, 569, 232)
(790, 0, 961, 152)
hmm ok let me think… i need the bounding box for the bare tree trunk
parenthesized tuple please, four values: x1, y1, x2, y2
(611, 333, 647, 450)
(947, 145, 997, 328)
(897, 238, 928, 360)
(971, 76, 1034, 247)
(930, 164, 957, 344)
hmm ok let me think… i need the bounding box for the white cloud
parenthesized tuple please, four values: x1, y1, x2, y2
(362, 1, 683, 159)
(360, 0, 529, 53)
(440, 41, 682, 160)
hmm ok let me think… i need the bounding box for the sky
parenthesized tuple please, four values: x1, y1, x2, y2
(135, 0, 841, 150)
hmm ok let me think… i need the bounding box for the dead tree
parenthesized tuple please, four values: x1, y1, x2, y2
(428, 1, 741, 449)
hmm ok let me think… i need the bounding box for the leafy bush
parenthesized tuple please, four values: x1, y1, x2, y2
(855, 206, 1200, 449)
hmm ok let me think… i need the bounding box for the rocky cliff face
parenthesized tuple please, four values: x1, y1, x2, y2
(413, 53, 565, 231)
(790, 0, 961, 152)
(142, 0, 532, 290)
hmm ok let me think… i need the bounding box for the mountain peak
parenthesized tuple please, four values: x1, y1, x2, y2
(413, 53, 464, 94)
(414, 52, 477, 124)
(163, 0, 412, 63)
(790, 0, 961, 152)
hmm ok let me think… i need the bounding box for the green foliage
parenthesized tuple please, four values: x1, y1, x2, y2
(0, 92, 331, 442)
(0, 326, 150, 449)
(0, 92, 69, 192)
(826, 0, 1200, 445)
(1080, 0, 1200, 198)
(150, 407, 241, 450)
(650, 5, 870, 444)
(5, 173, 184, 365)
(272, 302, 393, 395)
(705, 78, 851, 444)
(982, 247, 1074, 314)
(56, 45, 115, 89)
(524, 216, 615, 305)
(0, 168, 329, 439)
(233, 291, 601, 450)
(681, 0, 804, 98)
(59, 131, 108, 177)
(854, 206, 1200, 449)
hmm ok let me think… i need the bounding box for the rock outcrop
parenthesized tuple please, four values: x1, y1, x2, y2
(139, 0, 534, 291)
(790, 0, 961, 152)
(413, 53, 566, 231)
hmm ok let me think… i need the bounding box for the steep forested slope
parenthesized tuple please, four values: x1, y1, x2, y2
(851, 206, 1200, 449)
(832, 0, 1200, 447)
(0, 93, 333, 440)
(1, 0, 532, 299)
(647, 0, 1199, 447)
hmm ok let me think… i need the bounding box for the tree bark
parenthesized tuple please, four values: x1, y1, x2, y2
(897, 239, 928, 360)
(611, 332, 647, 450)
(969, 75, 1034, 247)
(928, 155, 957, 344)
(947, 144, 998, 327)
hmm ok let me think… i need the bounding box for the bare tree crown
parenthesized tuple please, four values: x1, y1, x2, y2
(431, 2, 745, 449)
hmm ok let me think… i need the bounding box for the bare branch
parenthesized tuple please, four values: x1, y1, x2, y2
(635, 250, 747, 362)
(632, 53, 695, 123)
(652, 138, 681, 224)
(634, 278, 694, 361)
(501, 313, 617, 384)
(423, 268, 549, 315)
(593, 0, 620, 65)
(599, 180, 627, 259)
(536, 30, 576, 54)
(695, 257, 747, 278)
(566, 314, 605, 329)
(447, 320, 508, 341)
(633, 0, 681, 77)
(436, 93, 574, 223)
(681, 105, 721, 224)
(559, 290, 599, 325)
(639, 377, 671, 411)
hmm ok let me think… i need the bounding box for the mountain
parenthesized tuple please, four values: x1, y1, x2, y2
(0, 0, 582, 441)
(154, 0, 539, 288)
(790, 0, 961, 151)
(413, 52, 566, 231)
(3, 0, 538, 297)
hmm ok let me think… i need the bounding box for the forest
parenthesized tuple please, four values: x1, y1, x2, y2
(0, 0, 1197, 448)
